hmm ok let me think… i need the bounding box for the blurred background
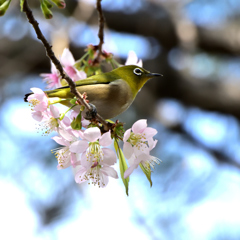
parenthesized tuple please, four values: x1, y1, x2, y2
(1, 0, 240, 239)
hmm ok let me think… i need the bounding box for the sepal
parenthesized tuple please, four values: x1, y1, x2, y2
(114, 139, 129, 196)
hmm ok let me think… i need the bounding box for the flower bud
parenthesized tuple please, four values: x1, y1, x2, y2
(40, 0, 53, 19)
(51, 0, 65, 8)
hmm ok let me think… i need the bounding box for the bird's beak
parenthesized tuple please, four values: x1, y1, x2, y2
(146, 72, 163, 78)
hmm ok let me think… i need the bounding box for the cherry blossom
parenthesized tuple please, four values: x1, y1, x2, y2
(27, 87, 48, 112)
(125, 50, 143, 67)
(41, 62, 62, 89)
(123, 119, 160, 178)
(60, 48, 87, 82)
(36, 105, 62, 136)
(70, 127, 118, 187)
(52, 135, 79, 169)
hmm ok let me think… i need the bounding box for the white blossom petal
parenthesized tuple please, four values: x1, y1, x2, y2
(125, 51, 142, 67)
(133, 143, 150, 157)
(50, 105, 60, 118)
(61, 48, 75, 66)
(31, 111, 43, 122)
(132, 119, 147, 134)
(83, 127, 101, 142)
(75, 167, 88, 183)
(80, 152, 92, 169)
(70, 140, 88, 153)
(123, 142, 134, 159)
(123, 129, 131, 142)
(30, 87, 45, 95)
(52, 136, 69, 146)
(142, 127, 158, 139)
(148, 138, 158, 151)
(101, 166, 118, 179)
(99, 130, 112, 146)
(124, 164, 138, 178)
(102, 148, 117, 165)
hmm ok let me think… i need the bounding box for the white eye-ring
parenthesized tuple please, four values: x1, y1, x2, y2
(133, 68, 143, 76)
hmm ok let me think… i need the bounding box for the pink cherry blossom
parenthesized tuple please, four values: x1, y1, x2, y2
(70, 127, 116, 166)
(70, 127, 118, 187)
(125, 50, 143, 67)
(52, 135, 80, 169)
(74, 164, 118, 188)
(123, 119, 160, 178)
(41, 62, 62, 89)
(60, 48, 87, 82)
(27, 87, 48, 112)
(35, 105, 63, 136)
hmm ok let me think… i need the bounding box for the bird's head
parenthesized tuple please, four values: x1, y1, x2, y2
(112, 65, 162, 96)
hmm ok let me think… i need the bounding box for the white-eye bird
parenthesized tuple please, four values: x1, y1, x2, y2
(25, 65, 162, 119)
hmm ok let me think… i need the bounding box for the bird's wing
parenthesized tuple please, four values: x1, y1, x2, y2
(45, 73, 119, 99)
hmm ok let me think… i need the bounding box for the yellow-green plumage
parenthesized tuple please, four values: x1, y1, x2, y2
(26, 65, 161, 119)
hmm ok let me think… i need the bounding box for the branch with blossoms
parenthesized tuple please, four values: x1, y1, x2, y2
(27, 49, 161, 195)
(1, 0, 161, 195)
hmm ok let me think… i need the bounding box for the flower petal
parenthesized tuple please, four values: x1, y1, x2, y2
(133, 143, 150, 157)
(52, 136, 69, 146)
(81, 152, 92, 169)
(101, 166, 118, 179)
(102, 148, 117, 165)
(50, 105, 60, 118)
(30, 87, 45, 95)
(123, 129, 131, 142)
(123, 142, 134, 159)
(99, 130, 112, 146)
(124, 164, 138, 178)
(61, 48, 75, 66)
(142, 127, 157, 139)
(70, 140, 88, 153)
(75, 167, 88, 183)
(71, 152, 80, 168)
(83, 127, 101, 142)
(99, 172, 109, 188)
(31, 111, 43, 122)
(132, 119, 147, 134)
(148, 138, 158, 151)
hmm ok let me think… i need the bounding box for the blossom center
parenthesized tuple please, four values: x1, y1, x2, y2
(37, 117, 59, 136)
(86, 142, 104, 163)
(29, 99, 40, 110)
(129, 132, 144, 146)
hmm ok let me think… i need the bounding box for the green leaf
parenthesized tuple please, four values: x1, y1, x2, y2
(114, 139, 129, 196)
(70, 111, 82, 130)
(20, 0, 24, 11)
(140, 163, 152, 187)
(0, 0, 11, 16)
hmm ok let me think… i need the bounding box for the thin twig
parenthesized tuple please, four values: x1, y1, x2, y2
(22, 0, 110, 131)
(96, 0, 105, 61)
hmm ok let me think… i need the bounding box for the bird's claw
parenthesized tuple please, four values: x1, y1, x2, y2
(85, 103, 97, 120)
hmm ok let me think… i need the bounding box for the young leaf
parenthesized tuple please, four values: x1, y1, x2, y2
(140, 162, 152, 187)
(114, 139, 129, 196)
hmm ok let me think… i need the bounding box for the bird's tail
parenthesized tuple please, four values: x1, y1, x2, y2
(24, 93, 32, 102)
(24, 86, 71, 102)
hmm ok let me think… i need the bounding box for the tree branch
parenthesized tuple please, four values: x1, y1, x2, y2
(22, 0, 110, 131)
(95, 0, 105, 62)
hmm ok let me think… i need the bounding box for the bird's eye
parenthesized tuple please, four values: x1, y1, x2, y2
(133, 68, 143, 76)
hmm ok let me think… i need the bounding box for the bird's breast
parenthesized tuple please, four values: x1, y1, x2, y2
(76, 79, 134, 119)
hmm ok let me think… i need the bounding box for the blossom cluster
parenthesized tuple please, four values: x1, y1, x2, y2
(26, 49, 160, 194)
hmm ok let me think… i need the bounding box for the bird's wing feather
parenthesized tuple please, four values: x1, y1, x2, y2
(45, 73, 119, 99)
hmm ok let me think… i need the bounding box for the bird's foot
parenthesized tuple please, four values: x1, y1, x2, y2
(85, 103, 97, 120)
